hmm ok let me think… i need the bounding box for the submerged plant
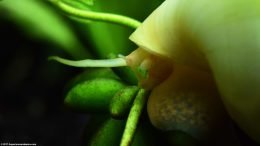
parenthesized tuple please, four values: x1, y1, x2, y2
(50, 0, 260, 145)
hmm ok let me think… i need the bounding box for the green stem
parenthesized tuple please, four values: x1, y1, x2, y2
(49, 56, 127, 67)
(50, 0, 141, 29)
(120, 89, 149, 146)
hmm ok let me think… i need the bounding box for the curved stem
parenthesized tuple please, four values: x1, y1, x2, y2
(49, 56, 127, 67)
(120, 89, 149, 146)
(50, 0, 141, 29)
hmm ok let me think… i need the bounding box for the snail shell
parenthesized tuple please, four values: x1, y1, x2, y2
(129, 0, 260, 143)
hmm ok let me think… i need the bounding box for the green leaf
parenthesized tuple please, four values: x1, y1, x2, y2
(65, 78, 126, 113)
(1, 0, 90, 59)
(64, 68, 120, 91)
(86, 117, 126, 146)
(109, 86, 139, 119)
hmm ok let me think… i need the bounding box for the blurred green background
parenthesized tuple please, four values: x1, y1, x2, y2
(0, 0, 162, 145)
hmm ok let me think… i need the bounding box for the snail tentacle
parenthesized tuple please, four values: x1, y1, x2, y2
(48, 56, 127, 67)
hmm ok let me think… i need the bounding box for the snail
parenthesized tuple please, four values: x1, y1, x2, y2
(128, 0, 260, 143)
(50, 0, 260, 143)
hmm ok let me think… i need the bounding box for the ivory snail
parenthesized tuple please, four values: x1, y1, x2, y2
(128, 0, 260, 143)
(51, 0, 260, 143)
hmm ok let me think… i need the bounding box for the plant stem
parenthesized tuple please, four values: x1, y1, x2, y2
(50, 0, 141, 29)
(49, 56, 127, 67)
(120, 89, 149, 146)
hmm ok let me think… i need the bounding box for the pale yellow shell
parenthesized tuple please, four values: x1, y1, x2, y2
(129, 0, 260, 143)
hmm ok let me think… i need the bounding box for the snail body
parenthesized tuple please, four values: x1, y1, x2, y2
(147, 64, 228, 140)
(127, 48, 231, 142)
(129, 0, 260, 143)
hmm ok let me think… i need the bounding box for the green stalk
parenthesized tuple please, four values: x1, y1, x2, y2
(120, 89, 149, 146)
(50, 0, 141, 29)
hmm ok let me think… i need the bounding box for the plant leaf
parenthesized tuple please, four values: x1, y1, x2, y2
(1, 0, 90, 59)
